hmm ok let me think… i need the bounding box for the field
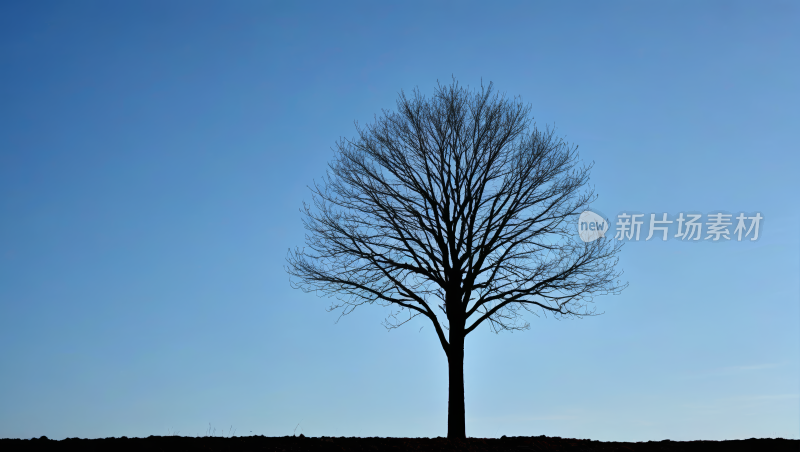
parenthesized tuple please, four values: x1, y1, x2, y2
(1, 435, 798, 451)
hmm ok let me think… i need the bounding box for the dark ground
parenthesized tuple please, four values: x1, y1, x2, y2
(1, 435, 798, 451)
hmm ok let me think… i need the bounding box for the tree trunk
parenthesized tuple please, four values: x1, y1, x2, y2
(447, 327, 466, 439)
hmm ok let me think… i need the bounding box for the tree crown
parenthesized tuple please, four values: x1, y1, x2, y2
(287, 80, 626, 356)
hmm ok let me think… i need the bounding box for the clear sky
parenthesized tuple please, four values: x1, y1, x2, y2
(0, 0, 798, 442)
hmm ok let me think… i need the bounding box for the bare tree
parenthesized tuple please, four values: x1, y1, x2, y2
(286, 80, 626, 439)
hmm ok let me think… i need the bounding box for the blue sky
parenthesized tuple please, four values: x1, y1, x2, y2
(0, 0, 798, 442)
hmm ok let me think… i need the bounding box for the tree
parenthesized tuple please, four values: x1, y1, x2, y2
(286, 80, 626, 439)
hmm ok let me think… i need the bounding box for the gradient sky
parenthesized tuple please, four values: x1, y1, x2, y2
(0, 0, 798, 442)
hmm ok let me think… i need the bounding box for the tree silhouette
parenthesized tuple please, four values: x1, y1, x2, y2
(286, 80, 626, 439)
